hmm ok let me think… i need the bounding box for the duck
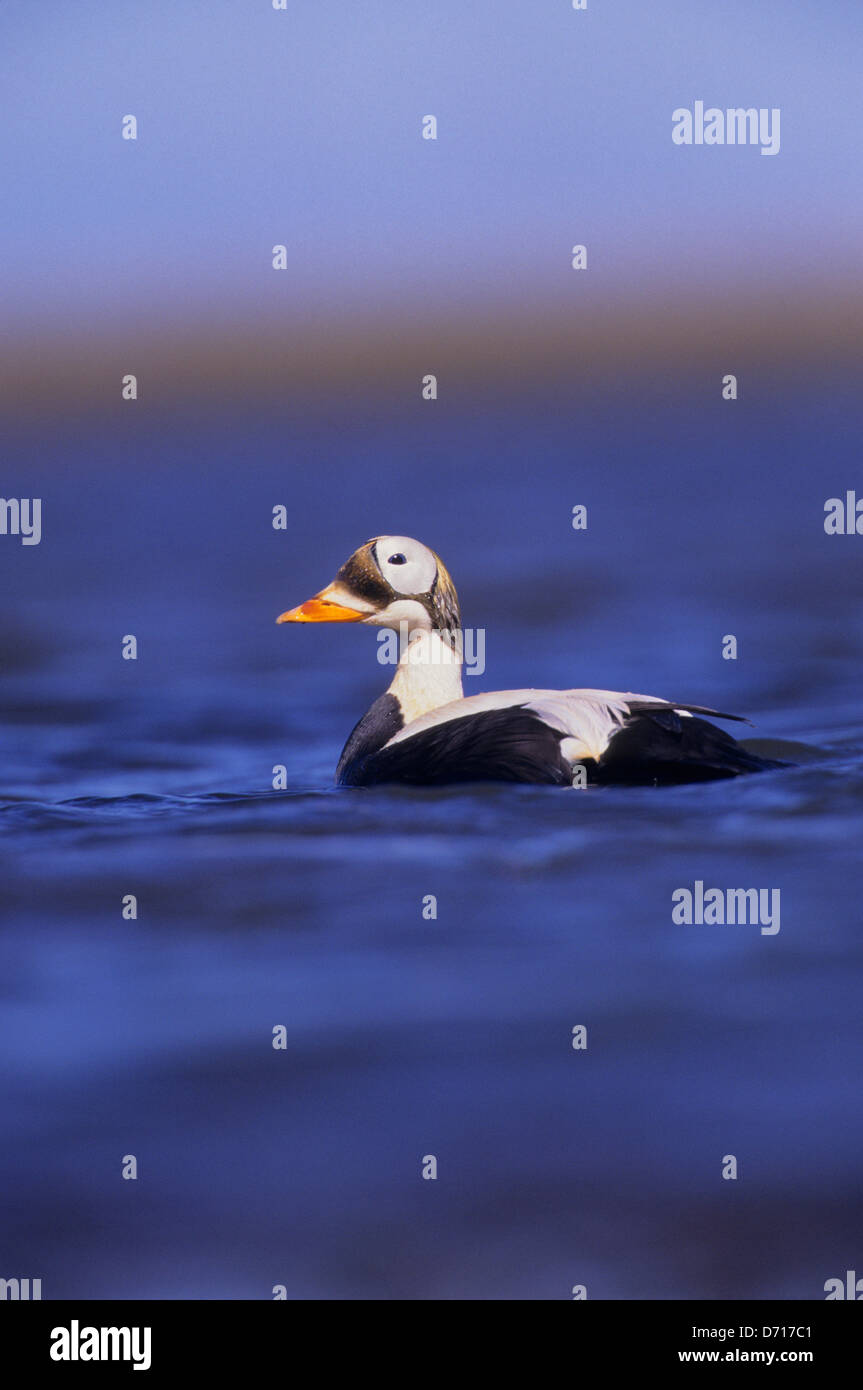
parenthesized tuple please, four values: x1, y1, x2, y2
(277, 536, 786, 788)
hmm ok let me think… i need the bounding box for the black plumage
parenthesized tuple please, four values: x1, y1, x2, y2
(336, 693, 404, 784)
(338, 706, 573, 787)
(595, 709, 787, 785)
(338, 701, 788, 788)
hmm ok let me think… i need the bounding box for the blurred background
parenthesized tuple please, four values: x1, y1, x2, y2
(1, 0, 862, 1299)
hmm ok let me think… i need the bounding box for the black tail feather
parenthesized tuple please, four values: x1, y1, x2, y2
(595, 711, 790, 785)
(627, 700, 753, 726)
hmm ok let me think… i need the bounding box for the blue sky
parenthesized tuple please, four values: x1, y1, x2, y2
(3, 0, 861, 333)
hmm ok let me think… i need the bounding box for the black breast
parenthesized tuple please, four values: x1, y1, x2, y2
(336, 693, 405, 784)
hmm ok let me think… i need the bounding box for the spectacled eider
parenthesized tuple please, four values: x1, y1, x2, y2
(277, 536, 786, 788)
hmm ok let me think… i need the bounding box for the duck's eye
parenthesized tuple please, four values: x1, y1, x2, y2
(388, 553, 407, 565)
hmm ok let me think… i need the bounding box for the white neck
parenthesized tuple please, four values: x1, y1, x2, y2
(386, 628, 464, 725)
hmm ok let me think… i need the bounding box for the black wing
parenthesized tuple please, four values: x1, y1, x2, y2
(338, 706, 572, 787)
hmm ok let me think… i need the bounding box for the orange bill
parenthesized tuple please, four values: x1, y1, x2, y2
(277, 588, 365, 624)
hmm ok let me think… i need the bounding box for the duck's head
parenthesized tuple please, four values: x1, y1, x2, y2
(277, 536, 461, 633)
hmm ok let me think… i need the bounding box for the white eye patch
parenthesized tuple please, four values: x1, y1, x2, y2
(374, 536, 437, 595)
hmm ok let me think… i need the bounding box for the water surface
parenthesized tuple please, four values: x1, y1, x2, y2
(2, 390, 861, 1299)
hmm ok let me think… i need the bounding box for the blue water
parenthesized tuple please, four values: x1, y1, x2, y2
(2, 385, 862, 1298)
